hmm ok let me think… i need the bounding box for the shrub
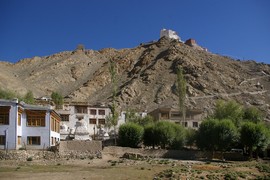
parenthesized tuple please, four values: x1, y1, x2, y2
(0, 88, 17, 100)
(143, 123, 157, 148)
(185, 128, 197, 147)
(23, 90, 34, 104)
(170, 123, 185, 149)
(155, 121, 176, 149)
(51, 92, 63, 108)
(240, 122, 270, 157)
(143, 121, 185, 149)
(256, 163, 270, 173)
(26, 157, 33, 161)
(118, 123, 144, 148)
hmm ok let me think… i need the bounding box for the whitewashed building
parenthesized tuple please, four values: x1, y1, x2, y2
(160, 29, 181, 41)
(0, 99, 61, 150)
(57, 102, 125, 140)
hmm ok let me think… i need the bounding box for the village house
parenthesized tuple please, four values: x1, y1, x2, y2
(56, 102, 125, 140)
(0, 99, 60, 150)
(148, 107, 203, 129)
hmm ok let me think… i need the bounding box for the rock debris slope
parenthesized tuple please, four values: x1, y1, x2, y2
(1, 37, 270, 118)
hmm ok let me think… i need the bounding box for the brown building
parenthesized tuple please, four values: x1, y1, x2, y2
(185, 39, 197, 47)
(148, 107, 204, 129)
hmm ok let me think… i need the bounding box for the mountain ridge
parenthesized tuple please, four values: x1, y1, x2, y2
(0, 37, 270, 119)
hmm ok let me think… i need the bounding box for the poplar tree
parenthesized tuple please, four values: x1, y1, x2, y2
(176, 66, 186, 124)
(108, 60, 119, 145)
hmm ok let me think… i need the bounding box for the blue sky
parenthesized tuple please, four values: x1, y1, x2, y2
(0, 0, 269, 63)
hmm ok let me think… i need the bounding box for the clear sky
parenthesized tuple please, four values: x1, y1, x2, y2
(0, 0, 269, 63)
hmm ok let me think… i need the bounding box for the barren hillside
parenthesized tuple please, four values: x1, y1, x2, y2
(1, 37, 270, 118)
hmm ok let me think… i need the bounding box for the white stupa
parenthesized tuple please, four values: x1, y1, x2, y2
(74, 120, 90, 140)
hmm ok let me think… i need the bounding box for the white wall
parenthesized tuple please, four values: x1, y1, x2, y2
(60, 106, 111, 136)
(160, 29, 180, 41)
(22, 112, 50, 149)
(0, 101, 17, 150)
(1, 100, 60, 150)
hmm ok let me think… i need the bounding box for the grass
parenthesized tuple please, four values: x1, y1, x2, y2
(256, 163, 270, 173)
(0, 159, 269, 179)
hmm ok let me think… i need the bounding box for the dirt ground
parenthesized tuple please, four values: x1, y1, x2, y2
(0, 153, 269, 180)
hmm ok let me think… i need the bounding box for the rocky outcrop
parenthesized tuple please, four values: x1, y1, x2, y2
(1, 37, 270, 118)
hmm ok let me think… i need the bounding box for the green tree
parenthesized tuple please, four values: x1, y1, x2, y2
(23, 90, 34, 104)
(197, 118, 238, 159)
(125, 109, 139, 123)
(215, 119, 238, 157)
(176, 66, 186, 124)
(143, 123, 157, 148)
(51, 92, 63, 109)
(0, 88, 17, 100)
(125, 110, 154, 127)
(118, 123, 144, 148)
(196, 119, 218, 153)
(243, 106, 263, 123)
(213, 100, 243, 127)
(240, 122, 270, 158)
(170, 123, 185, 150)
(185, 128, 197, 148)
(137, 115, 154, 127)
(108, 60, 119, 145)
(155, 121, 176, 149)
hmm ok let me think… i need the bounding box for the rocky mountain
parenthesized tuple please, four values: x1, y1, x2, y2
(1, 37, 270, 118)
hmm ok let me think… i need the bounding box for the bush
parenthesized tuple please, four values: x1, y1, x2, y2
(155, 121, 176, 149)
(51, 92, 63, 108)
(0, 88, 17, 100)
(196, 119, 218, 151)
(170, 123, 185, 149)
(26, 157, 33, 161)
(185, 128, 197, 147)
(23, 90, 34, 104)
(143, 121, 185, 149)
(118, 123, 144, 148)
(143, 123, 157, 148)
(240, 122, 270, 157)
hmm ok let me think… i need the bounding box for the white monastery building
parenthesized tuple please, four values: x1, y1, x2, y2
(57, 102, 125, 140)
(160, 29, 181, 41)
(0, 99, 60, 150)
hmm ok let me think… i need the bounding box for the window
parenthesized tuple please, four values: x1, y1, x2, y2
(182, 122, 188, 127)
(18, 113, 21, 126)
(98, 110, 105, 115)
(161, 113, 169, 119)
(0, 135, 5, 145)
(0, 106, 10, 125)
(89, 119, 97, 124)
(75, 106, 87, 114)
(171, 113, 180, 118)
(51, 137, 54, 145)
(26, 111, 46, 127)
(193, 122, 198, 128)
(18, 136, 21, 145)
(60, 114, 69, 121)
(27, 136, 40, 145)
(98, 119, 105, 125)
(51, 116, 60, 133)
(90, 109, 97, 115)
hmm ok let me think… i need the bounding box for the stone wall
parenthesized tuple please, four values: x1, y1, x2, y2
(0, 150, 58, 160)
(0, 141, 102, 161)
(103, 146, 246, 161)
(59, 140, 102, 153)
